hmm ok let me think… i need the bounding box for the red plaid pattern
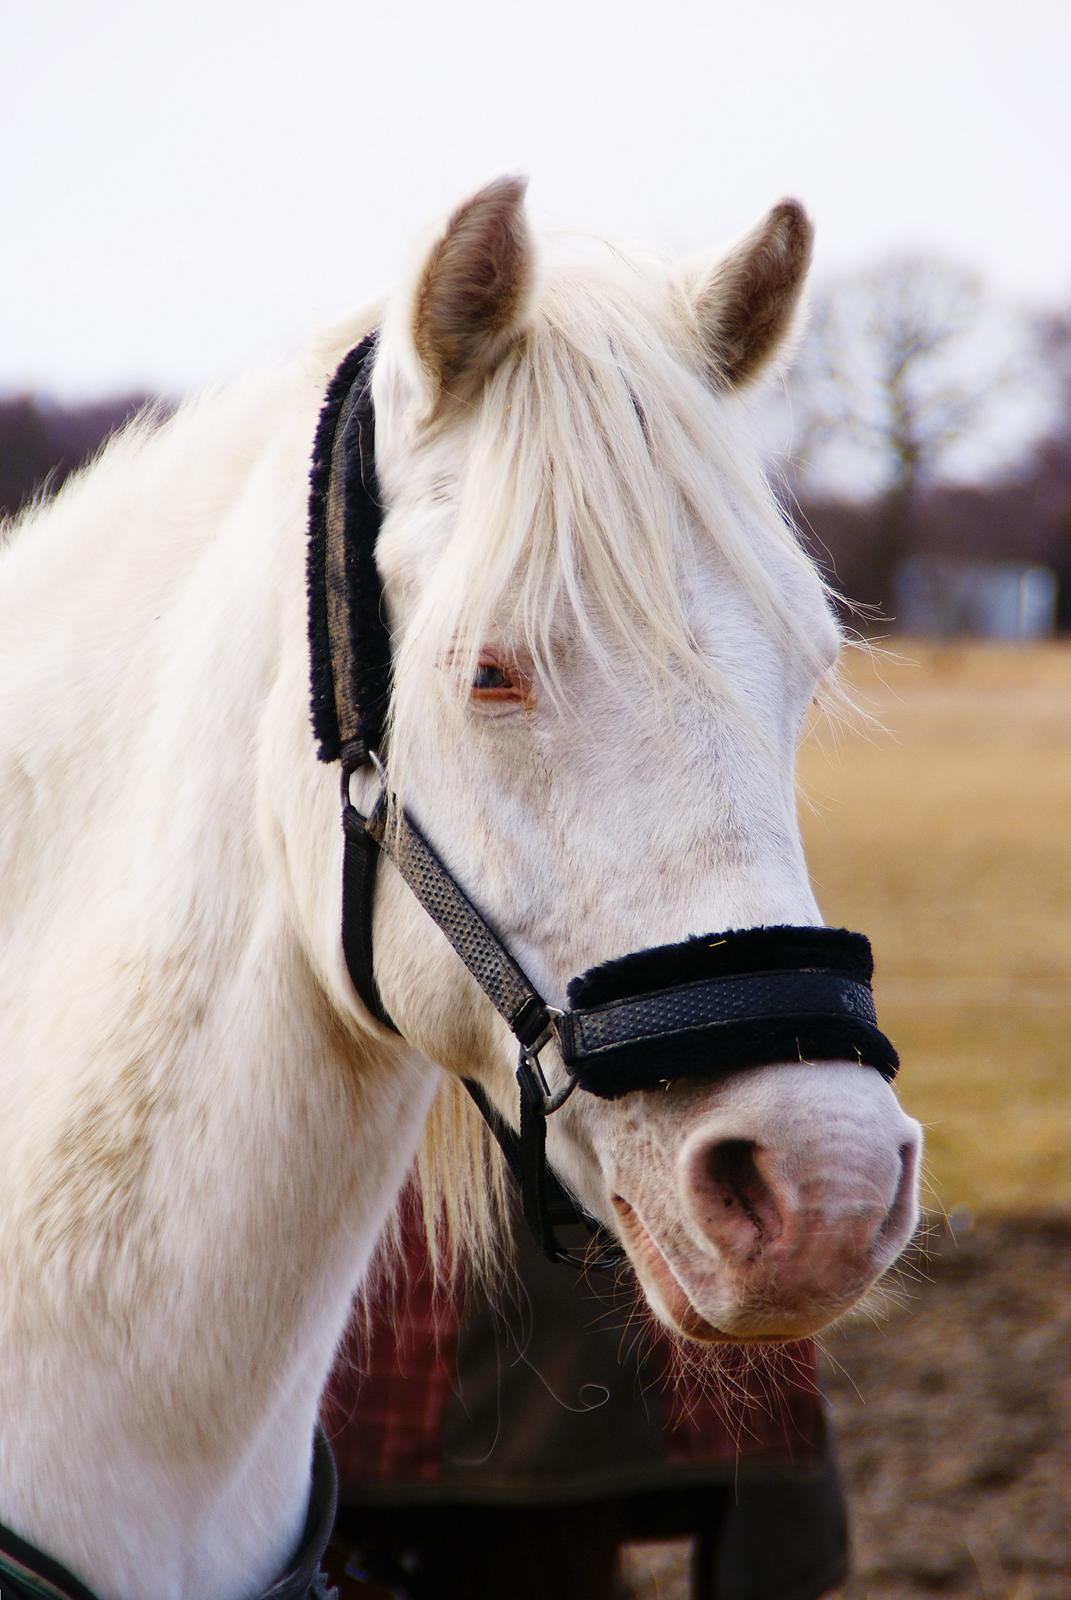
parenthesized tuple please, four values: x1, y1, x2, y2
(323, 1259, 460, 1486)
(322, 1212, 821, 1490)
(649, 1336, 821, 1466)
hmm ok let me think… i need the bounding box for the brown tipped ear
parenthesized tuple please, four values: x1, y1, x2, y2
(412, 175, 534, 401)
(692, 200, 814, 389)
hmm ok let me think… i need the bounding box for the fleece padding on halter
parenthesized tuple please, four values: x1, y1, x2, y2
(360, 794, 898, 1098)
(561, 926, 899, 1097)
(306, 332, 392, 765)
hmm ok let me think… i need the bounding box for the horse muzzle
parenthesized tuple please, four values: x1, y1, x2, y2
(610, 1060, 922, 1340)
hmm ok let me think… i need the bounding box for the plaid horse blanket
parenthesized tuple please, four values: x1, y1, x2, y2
(320, 1199, 848, 1600)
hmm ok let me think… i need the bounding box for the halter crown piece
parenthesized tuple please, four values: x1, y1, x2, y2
(306, 334, 899, 1266)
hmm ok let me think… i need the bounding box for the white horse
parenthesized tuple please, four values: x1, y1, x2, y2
(0, 178, 921, 1600)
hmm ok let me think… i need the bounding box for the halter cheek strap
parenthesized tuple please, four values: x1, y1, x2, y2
(342, 772, 607, 1266)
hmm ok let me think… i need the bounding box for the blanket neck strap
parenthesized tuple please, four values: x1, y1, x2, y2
(0, 1429, 338, 1600)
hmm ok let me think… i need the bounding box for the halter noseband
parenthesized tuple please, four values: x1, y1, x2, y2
(307, 334, 899, 1266)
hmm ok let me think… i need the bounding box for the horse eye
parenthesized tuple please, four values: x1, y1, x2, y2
(472, 663, 512, 692)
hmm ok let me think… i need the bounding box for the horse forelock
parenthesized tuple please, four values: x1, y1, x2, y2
(380, 253, 838, 793)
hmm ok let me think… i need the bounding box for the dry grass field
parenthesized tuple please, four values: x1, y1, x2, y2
(797, 639, 1071, 1216)
(626, 640, 1071, 1600)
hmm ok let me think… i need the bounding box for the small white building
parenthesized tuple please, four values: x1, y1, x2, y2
(895, 556, 1058, 639)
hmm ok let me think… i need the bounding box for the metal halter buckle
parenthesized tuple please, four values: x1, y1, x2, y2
(515, 1007, 576, 1116)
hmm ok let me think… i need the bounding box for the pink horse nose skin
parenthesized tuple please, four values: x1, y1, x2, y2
(683, 1132, 920, 1296)
(687, 1138, 792, 1261)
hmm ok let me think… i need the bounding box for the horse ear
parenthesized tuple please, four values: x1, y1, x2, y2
(410, 175, 534, 404)
(690, 200, 814, 390)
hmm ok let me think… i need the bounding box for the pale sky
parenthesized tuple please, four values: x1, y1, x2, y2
(5, 0, 1070, 397)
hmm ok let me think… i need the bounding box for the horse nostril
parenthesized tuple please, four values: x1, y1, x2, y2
(703, 1138, 783, 1246)
(874, 1139, 921, 1256)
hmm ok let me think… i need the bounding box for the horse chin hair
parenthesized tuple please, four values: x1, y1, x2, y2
(654, 1306, 823, 1439)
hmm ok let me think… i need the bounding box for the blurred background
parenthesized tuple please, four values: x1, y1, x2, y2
(4, 2, 1069, 1595)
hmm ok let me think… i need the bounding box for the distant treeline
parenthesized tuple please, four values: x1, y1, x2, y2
(797, 455, 1071, 631)
(2, 389, 1069, 632)
(0, 393, 156, 522)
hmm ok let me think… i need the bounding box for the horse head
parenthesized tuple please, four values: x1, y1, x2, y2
(326, 177, 921, 1344)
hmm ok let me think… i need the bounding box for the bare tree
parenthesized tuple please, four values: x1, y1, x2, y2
(785, 256, 1034, 612)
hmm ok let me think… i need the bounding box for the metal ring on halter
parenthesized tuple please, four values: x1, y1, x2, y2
(515, 1007, 576, 1116)
(340, 745, 387, 813)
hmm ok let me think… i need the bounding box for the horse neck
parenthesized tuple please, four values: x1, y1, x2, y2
(0, 353, 437, 1598)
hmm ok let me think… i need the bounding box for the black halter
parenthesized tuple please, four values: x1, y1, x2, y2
(307, 334, 899, 1266)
